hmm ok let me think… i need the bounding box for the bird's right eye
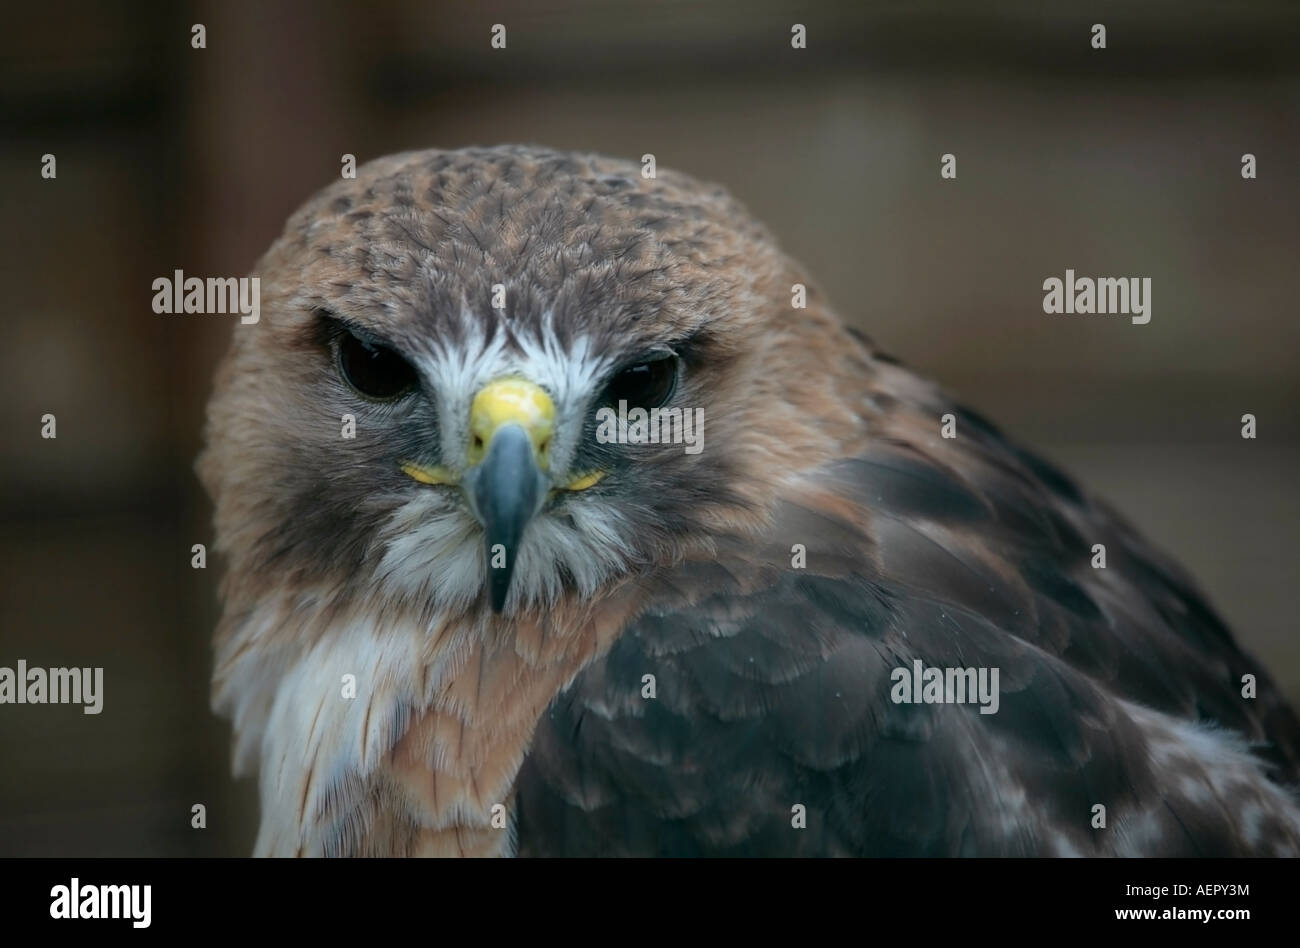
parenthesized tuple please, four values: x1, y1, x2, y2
(337, 329, 418, 401)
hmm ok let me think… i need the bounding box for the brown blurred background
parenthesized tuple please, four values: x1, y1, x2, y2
(0, 0, 1297, 855)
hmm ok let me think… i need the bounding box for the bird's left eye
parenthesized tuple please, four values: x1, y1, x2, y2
(601, 354, 678, 410)
(337, 330, 418, 400)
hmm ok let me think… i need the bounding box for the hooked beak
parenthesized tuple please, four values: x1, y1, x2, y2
(400, 376, 609, 613)
(472, 423, 546, 611)
(464, 378, 554, 612)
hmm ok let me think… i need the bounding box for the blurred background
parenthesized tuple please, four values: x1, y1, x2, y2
(0, 0, 1297, 855)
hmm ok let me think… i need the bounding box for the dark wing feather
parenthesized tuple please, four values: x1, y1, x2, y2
(516, 374, 1300, 856)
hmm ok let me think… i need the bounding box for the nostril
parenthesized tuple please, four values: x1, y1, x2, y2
(472, 434, 484, 451)
(538, 438, 550, 456)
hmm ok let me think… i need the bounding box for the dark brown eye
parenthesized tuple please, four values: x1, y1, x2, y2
(337, 330, 418, 400)
(602, 354, 678, 410)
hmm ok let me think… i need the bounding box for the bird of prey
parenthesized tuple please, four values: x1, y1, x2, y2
(199, 145, 1300, 857)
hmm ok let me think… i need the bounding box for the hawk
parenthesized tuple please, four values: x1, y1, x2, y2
(198, 145, 1300, 856)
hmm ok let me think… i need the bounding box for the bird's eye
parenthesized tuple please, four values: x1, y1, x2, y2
(337, 330, 418, 400)
(602, 354, 678, 410)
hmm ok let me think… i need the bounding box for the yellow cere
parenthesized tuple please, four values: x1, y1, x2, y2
(468, 377, 556, 469)
(406, 379, 601, 491)
(400, 462, 457, 486)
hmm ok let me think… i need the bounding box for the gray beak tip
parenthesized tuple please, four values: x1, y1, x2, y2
(473, 424, 544, 615)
